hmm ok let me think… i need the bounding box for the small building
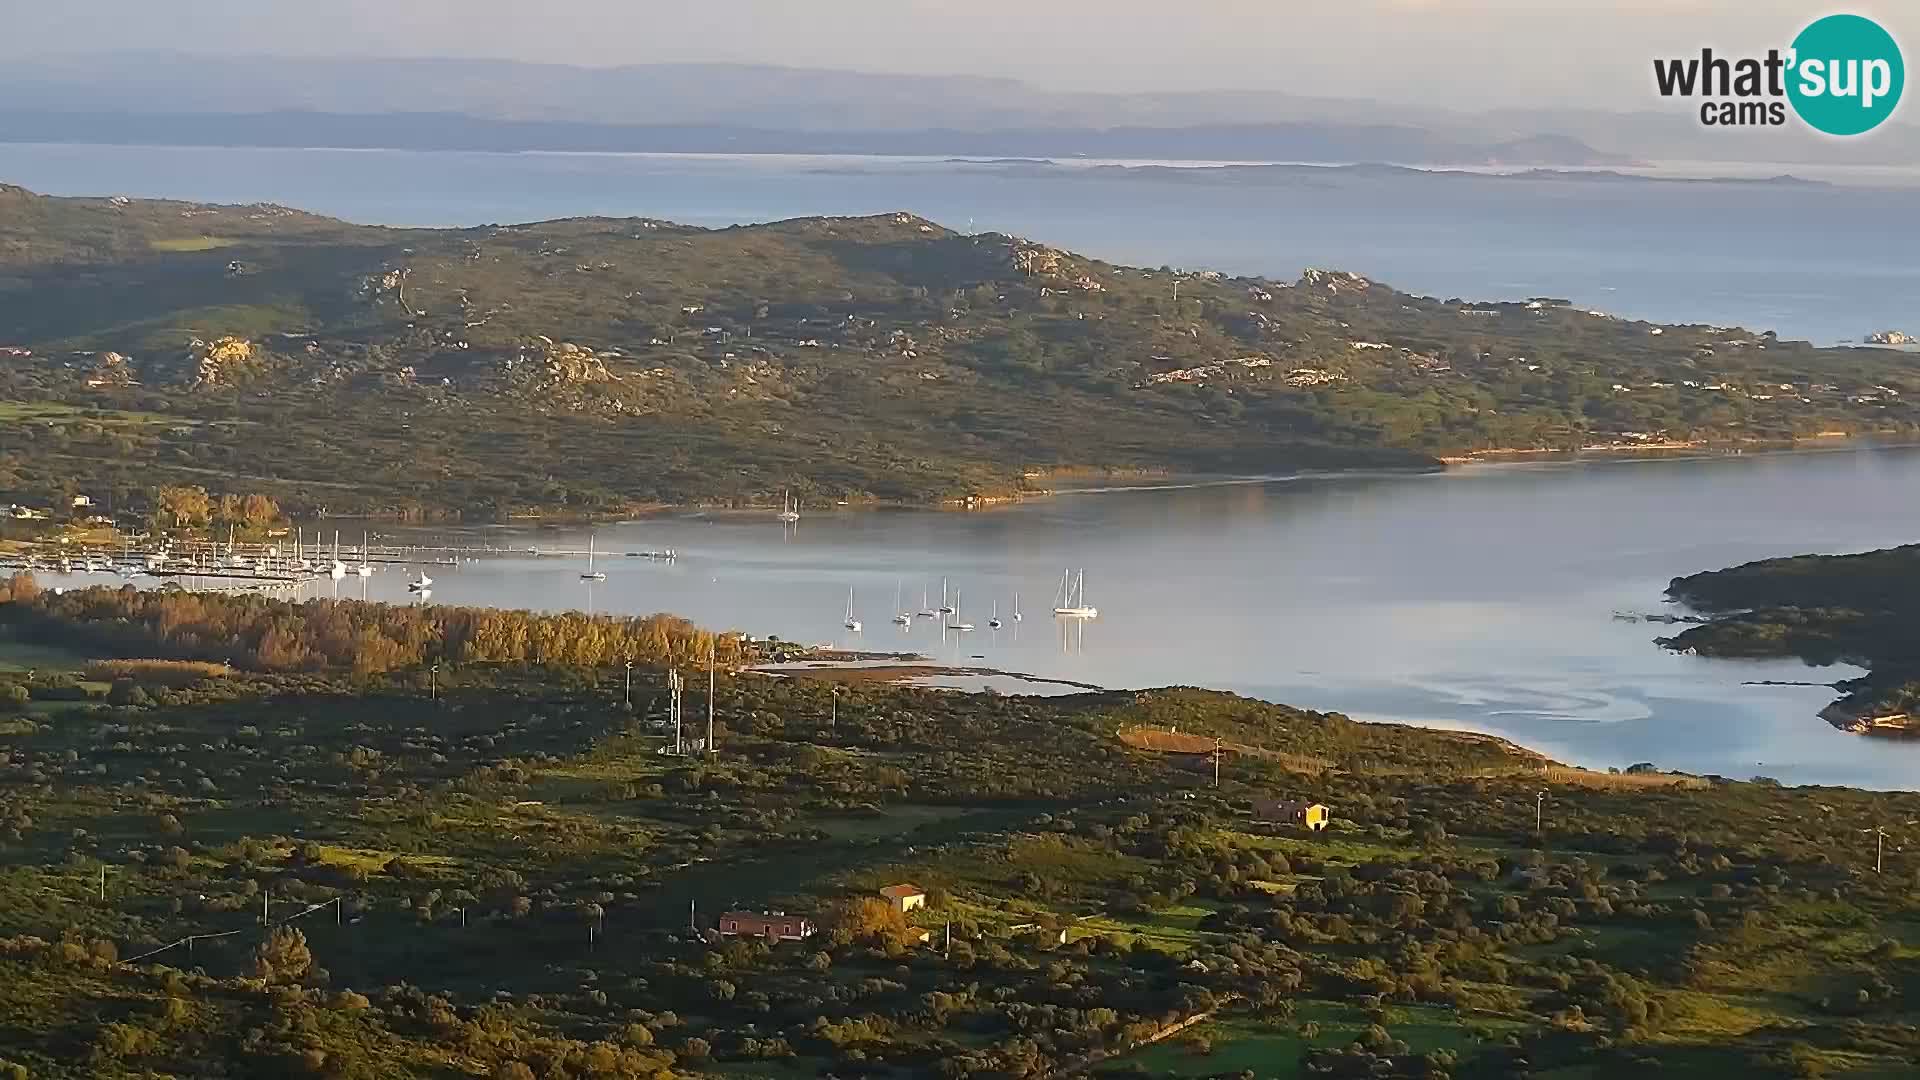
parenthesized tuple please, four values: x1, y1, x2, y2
(716, 910, 815, 942)
(878, 884, 926, 914)
(1253, 799, 1331, 832)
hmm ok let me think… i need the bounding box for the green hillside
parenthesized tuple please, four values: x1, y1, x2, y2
(2, 185, 1915, 518)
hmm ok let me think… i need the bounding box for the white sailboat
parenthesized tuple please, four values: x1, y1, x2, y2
(580, 533, 607, 581)
(947, 588, 975, 632)
(356, 530, 374, 577)
(891, 580, 912, 625)
(843, 587, 862, 632)
(988, 601, 1002, 630)
(918, 585, 937, 619)
(938, 577, 955, 615)
(777, 489, 801, 524)
(329, 530, 348, 580)
(1053, 569, 1098, 618)
(408, 569, 434, 591)
(1012, 591, 1023, 622)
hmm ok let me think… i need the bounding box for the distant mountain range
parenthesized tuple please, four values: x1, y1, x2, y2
(2, 53, 1916, 166)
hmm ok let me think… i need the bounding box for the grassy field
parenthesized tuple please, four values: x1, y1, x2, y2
(1124, 1002, 1524, 1078)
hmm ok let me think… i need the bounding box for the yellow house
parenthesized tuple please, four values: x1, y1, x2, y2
(878, 883, 927, 914)
(1254, 799, 1331, 832)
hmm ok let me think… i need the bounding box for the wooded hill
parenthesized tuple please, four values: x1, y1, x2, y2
(2, 185, 1915, 518)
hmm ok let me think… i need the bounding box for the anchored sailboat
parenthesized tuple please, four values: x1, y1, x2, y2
(892, 579, 912, 625)
(988, 600, 1002, 630)
(947, 588, 975, 632)
(777, 489, 801, 523)
(1012, 591, 1023, 622)
(580, 533, 607, 581)
(1053, 569, 1098, 618)
(918, 585, 937, 619)
(938, 577, 955, 615)
(844, 587, 862, 632)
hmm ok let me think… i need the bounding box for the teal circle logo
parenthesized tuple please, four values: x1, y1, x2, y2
(1787, 14, 1904, 135)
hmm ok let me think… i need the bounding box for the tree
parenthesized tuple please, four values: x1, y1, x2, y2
(254, 927, 313, 984)
(152, 485, 212, 530)
(825, 897, 909, 944)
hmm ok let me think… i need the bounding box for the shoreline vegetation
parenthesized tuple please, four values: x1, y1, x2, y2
(1663, 544, 1920, 737)
(7, 577, 1920, 1077)
(2, 185, 1918, 525)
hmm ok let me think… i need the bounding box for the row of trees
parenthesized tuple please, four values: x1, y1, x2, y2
(1, 577, 747, 674)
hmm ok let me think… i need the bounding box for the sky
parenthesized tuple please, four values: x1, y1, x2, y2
(4, 1, 1916, 110)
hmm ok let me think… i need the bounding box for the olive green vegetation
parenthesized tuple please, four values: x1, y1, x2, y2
(1664, 544, 1920, 731)
(2, 183, 1916, 520)
(2, 583, 1920, 1078)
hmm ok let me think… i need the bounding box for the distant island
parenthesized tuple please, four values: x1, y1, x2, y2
(965, 161, 1827, 187)
(0, 185, 1915, 524)
(1663, 546, 1920, 735)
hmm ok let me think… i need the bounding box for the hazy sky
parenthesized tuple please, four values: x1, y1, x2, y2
(5, 1, 1915, 109)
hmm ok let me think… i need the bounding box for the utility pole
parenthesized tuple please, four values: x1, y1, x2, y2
(262, 888, 269, 926)
(707, 641, 716, 755)
(669, 670, 684, 755)
(689, 898, 696, 934)
(1535, 790, 1547, 835)
(430, 663, 439, 702)
(831, 685, 838, 734)
(1212, 740, 1222, 788)
(98, 865, 106, 902)
(1862, 821, 1918, 873)
(624, 659, 633, 709)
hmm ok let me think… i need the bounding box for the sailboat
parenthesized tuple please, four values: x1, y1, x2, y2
(580, 533, 607, 581)
(1053, 569, 1098, 618)
(988, 601, 1002, 630)
(918, 585, 937, 619)
(938, 577, 955, 615)
(356, 530, 374, 577)
(329, 530, 348, 580)
(408, 569, 434, 592)
(1012, 591, 1023, 622)
(777, 489, 801, 524)
(891, 580, 912, 625)
(843, 587, 862, 632)
(947, 588, 975, 632)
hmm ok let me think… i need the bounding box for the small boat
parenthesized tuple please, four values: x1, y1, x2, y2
(408, 571, 433, 592)
(777, 489, 801, 524)
(988, 601, 1002, 630)
(947, 589, 975, 632)
(844, 587, 862, 632)
(891, 580, 911, 625)
(356, 531, 374, 577)
(938, 577, 955, 615)
(1013, 591, 1023, 622)
(918, 585, 937, 619)
(1054, 569, 1098, 619)
(329, 531, 348, 581)
(580, 533, 607, 581)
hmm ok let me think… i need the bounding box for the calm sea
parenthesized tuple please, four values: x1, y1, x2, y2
(2, 143, 1918, 344)
(200, 446, 1920, 791)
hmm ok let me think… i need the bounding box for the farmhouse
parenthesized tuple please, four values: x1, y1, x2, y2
(1253, 798, 1331, 832)
(878, 884, 926, 914)
(716, 911, 815, 942)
